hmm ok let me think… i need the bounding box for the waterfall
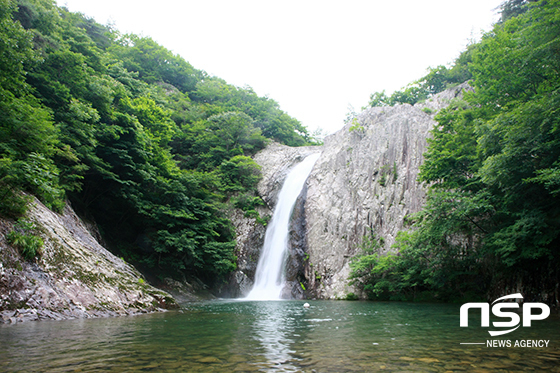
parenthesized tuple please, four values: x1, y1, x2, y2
(246, 153, 320, 300)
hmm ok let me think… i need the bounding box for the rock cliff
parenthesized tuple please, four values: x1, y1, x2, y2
(245, 84, 471, 300)
(0, 197, 176, 323)
(303, 83, 471, 299)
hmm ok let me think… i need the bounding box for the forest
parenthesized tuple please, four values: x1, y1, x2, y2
(2, 0, 558, 303)
(0, 0, 317, 285)
(351, 0, 560, 304)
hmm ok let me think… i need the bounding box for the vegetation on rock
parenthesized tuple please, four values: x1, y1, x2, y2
(353, 0, 560, 304)
(6, 219, 43, 261)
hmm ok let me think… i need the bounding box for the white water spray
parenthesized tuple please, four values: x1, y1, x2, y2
(246, 153, 320, 300)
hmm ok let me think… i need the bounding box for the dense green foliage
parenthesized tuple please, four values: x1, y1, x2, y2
(353, 0, 560, 303)
(0, 0, 316, 283)
(6, 219, 43, 260)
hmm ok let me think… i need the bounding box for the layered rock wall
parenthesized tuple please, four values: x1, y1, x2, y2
(0, 197, 176, 323)
(303, 84, 471, 298)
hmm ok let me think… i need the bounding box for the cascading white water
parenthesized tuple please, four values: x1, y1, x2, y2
(246, 153, 321, 300)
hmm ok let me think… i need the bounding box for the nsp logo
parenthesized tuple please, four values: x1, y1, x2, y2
(460, 293, 550, 336)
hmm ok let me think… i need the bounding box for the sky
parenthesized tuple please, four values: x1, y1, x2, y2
(57, 0, 504, 135)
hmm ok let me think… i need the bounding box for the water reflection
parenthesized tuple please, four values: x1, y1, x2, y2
(1, 300, 559, 372)
(250, 301, 301, 371)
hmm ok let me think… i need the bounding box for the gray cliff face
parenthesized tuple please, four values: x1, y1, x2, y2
(303, 84, 471, 299)
(246, 84, 471, 300)
(0, 198, 176, 323)
(304, 104, 431, 299)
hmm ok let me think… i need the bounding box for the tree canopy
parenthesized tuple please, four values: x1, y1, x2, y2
(0, 0, 317, 284)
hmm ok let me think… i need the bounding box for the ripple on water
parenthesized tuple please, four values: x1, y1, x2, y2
(1, 300, 559, 372)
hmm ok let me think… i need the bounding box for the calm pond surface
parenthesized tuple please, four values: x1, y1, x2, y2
(1, 300, 559, 372)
